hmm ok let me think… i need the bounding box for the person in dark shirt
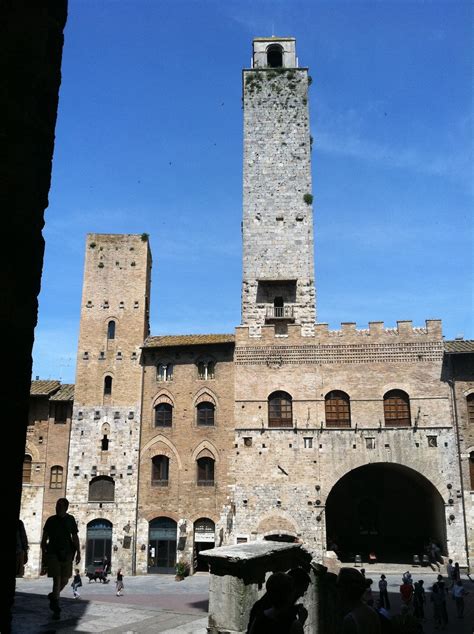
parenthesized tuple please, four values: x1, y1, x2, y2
(247, 567, 311, 633)
(249, 572, 307, 634)
(16, 519, 29, 577)
(41, 498, 80, 620)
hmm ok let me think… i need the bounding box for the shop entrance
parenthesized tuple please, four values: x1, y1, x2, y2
(193, 518, 215, 572)
(148, 517, 177, 574)
(86, 519, 112, 568)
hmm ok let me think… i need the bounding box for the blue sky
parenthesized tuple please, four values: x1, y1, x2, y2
(32, 0, 473, 384)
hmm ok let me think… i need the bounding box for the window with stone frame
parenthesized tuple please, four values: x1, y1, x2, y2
(50, 465, 63, 489)
(197, 360, 215, 380)
(107, 320, 116, 340)
(151, 455, 169, 486)
(54, 401, 68, 423)
(325, 391, 351, 428)
(467, 393, 474, 425)
(155, 402, 173, 427)
(104, 375, 113, 396)
(88, 475, 115, 502)
(197, 457, 215, 486)
(197, 401, 215, 426)
(157, 363, 173, 382)
(383, 390, 411, 427)
(22, 455, 32, 483)
(268, 391, 293, 427)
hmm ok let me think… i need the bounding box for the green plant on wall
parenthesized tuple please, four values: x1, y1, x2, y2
(141, 233, 149, 242)
(303, 193, 313, 205)
(89, 242, 96, 249)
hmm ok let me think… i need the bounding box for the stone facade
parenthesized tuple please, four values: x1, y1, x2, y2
(443, 344, 474, 569)
(21, 381, 73, 576)
(65, 233, 151, 574)
(23, 36, 473, 578)
(231, 322, 467, 564)
(136, 336, 235, 574)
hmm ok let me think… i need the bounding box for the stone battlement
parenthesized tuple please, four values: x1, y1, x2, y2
(236, 319, 443, 346)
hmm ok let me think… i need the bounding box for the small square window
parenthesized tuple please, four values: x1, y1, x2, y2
(427, 436, 438, 448)
(366, 438, 376, 450)
(303, 437, 313, 449)
(244, 437, 252, 447)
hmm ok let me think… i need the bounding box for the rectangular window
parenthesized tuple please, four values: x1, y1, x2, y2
(366, 438, 376, 450)
(427, 436, 438, 448)
(50, 466, 63, 489)
(303, 437, 313, 449)
(54, 402, 68, 423)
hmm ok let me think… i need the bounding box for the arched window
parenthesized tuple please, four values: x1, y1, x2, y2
(383, 390, 411, 427)
(22, 455, 32, 483)
(104, 375, 113, 396)
(467, 393, 474, 425)
(267, 44, 283, 68)
(197, 360, 215, 380)
(107, 320, 116, 340)
(268, 391, 292, 427)
(50, 465, 63, 489)
(152, 455, 169, 486)
(197, 401, 215, 426)
(470, 451, 474, 491)
(325, 391, 351, 428)
(157, 363, 173, 381)
(197, 457, 215, 486)
(88, 476, 115, 502)
(155, 403, 173, 427)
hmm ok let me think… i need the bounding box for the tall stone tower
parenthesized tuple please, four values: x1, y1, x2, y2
(66, 233, 152, 574)
(242, 37, 315, 335)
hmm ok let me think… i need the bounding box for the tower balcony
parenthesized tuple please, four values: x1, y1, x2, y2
(265, 306, 295, 322)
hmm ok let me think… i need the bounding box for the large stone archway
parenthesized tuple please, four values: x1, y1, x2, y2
(325, 463, 447, 563)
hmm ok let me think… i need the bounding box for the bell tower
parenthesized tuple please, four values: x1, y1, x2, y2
(241, 37, 316, 335)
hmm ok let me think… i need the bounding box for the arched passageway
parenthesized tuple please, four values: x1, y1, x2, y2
(148, 517, 177, 574)
(326, 463, 447, 563)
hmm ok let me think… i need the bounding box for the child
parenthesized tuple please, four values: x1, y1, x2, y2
(116, 568, 124, 596)
(72, 568, 82, 599)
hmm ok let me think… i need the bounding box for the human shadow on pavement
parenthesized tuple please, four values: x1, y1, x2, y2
(187, 598, 209, 612)
(12, 592, 89, 632)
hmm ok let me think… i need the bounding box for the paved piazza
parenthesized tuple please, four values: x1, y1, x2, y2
(12, 570, 474, 633)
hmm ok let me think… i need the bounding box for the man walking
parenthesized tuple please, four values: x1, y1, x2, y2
(41, 498, 80, 620)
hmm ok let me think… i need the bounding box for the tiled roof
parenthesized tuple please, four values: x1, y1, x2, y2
(30, 380, 61, 396)
(50, 384, 75, 401)
(144, 334, 235, 348)
(444, 340, 474, 354)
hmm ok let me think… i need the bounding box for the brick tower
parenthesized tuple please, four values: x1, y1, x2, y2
(242, 37, 315, 335)
(66, 233, 152, 575)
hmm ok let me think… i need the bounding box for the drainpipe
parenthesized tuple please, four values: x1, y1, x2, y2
(447, 361, 471, 572)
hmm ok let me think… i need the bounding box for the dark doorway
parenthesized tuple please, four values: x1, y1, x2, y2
(148, 517, 177, 574)
(325, 463, 447, 563)
(194, 518, 215, 572)
(86, 519, 112, 567)
(263, 534, 297, 543)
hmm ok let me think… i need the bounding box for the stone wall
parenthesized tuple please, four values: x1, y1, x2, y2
(67, 233, 152, 575)
(242, 60, 315, 331)
(232, 322, 467, 565)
